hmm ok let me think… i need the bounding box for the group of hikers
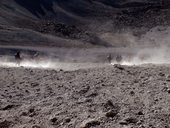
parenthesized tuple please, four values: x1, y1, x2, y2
(14, 51, 39, 64)
(14, 51, 122, 65)
(107, 53, 122, 63)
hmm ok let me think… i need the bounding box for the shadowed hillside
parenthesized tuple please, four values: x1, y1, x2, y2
(0, 0, 170, 47)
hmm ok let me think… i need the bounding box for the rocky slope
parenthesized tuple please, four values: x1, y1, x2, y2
(0, 65, 169, 128)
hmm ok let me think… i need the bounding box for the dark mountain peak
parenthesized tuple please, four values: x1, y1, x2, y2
(14, 0, 55, 17)
(0, 0, 170, 47)
(13, 0, 168, 18)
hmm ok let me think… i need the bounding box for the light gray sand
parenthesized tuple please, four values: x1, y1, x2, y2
(0, 65, 169, 128)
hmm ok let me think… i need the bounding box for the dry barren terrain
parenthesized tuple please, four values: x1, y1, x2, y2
(0, 65, 169, 128)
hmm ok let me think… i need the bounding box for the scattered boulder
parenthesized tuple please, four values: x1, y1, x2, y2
(137, 111, 144, 115)
(21, 108, 36, 117)
(159, 72, 165, 76)
(29, 108, 35, 113)
(103, 100, 120, 113)
(114, 64, 124, 70)
(25, 90, 29, 93)
(50, 117, 58, 125)
(130, 91, 135, 96)
(119, 121, 128, 125)
(119, 117, 138, 125)
(64, 117, 71, 123)
(162, 87, 170, 93)
(0, 120, 12, 128)
(59, 69, 63, 72)
(166, 78, 170, 82)
(162, 86, 168, 92)
(104, 100, 114, 109)
(105, 110, 118, 118)
(80, 119, 100, 128)
(32, 125, 41, 128)
(31, 83, 39, 87)
(79, 86, 90, 94)
(86, 92, 98, 98)
(125, 117, 138, 124)
(21, 111, 28, 116)
(168, 89, 170, 94)
(1, 104, 15, 110)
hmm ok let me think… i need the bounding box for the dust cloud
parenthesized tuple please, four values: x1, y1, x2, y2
(111, 46, 170, 65)
(0, 56, 109, 71)
(1, 27, 170, 69)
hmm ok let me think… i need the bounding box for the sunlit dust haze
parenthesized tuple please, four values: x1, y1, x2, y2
(1, 26, 170, 69)
(0, 57, 55, 69)
(0, 57, 110, 71)
(111, 46, 170, 66)
(1, 46, 170, 70)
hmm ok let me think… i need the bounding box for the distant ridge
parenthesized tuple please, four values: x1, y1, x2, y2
(0, 0, 170, 47)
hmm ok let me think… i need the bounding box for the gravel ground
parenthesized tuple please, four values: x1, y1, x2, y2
(0, 64, 169, 128)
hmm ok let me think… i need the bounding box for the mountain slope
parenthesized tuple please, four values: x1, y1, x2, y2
(0, 0, 170, 47)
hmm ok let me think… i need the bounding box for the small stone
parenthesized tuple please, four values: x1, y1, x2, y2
(59, 69, 63, 72)
(162, 87, 168, 92)
(29, 112, 36, 117)
(0, 120, 12, 128)
(101, 84, 106, 86)
(114, 64, 124, 70)
(139, 125, 145, 128)
(32, 125, 41, 128)
(79, 86, 90, 94)
(1, 104, 15, 110)
(120, 117, 138, 125)
(65, 118, 71, 123)
(105, 110, 118, 118)
(28, 108, 36, 117)
(137, 111, 144, 115)
(50, 117, 58, 125)
(149, 124, 156, 128)
(86, 92, 98, 97)
(134, 79, 138, 83)
(85, 98, 92, 103)
(125, 117, 138, 124)
(36, 89, 40, 92)
(25, 90, 29, 93)
(31, 83, 39, 87)
(29, 108, 35, 113)
(80, 119, 100, 128)
(166, 79, 170, 82)
(167, 89, 170, 94)
(159, 72, 165, 76)
(130, 91, 135, 96)
(154, 98, 159, 102)
(119, 121, 128, 125)
(21, 112, 28, 116)
(105, 100, 114, 108)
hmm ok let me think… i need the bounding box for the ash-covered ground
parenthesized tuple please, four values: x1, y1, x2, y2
(0, 65, 169, 128)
